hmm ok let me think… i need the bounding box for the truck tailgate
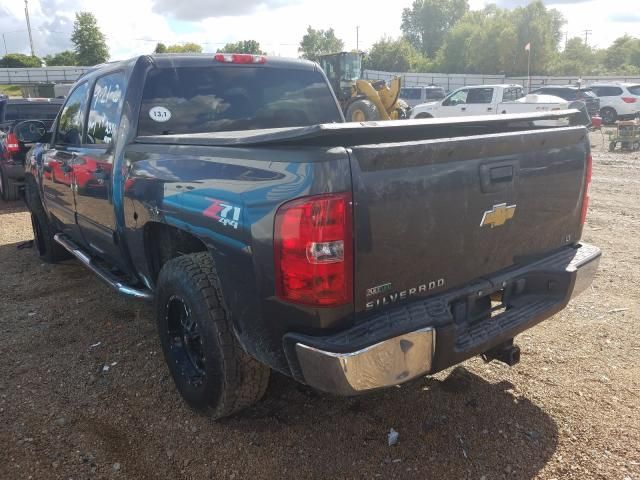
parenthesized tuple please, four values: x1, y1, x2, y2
(350, 126, 589, 315)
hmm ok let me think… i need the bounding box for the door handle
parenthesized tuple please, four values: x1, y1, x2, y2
(461, 107, 467, 111)
(487, 107, 493, 111)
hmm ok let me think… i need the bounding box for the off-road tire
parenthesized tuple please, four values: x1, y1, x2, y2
(601, 107, 617, 125)
(155, 252, 270, 419)
(24, 177, 70, 263)
(0, 164, 21, 201)
(345, 98, 380, 122)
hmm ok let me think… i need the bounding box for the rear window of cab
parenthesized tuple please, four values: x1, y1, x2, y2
(137, 66, 343, 136)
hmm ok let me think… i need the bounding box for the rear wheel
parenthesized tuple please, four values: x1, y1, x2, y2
(601, 107, 617, 125)
(345, 99, 380, 122)
(609, 141, 617, 152)
(0, 165, 21, 201)
(155, 252, 270, 419)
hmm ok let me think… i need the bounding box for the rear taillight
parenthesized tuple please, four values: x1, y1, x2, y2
(6, 132, 19, 155)
(274, 193, 353, 307)
(621, 97, 637, 103)
(581, 153, 592, 225)
(214, 53, 266, 64)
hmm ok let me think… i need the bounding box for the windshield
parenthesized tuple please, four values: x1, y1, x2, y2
(138, 66, 342, 136)
(340, 54, 361, 82)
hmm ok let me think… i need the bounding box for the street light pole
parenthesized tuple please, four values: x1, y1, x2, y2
(2, 34, 7, 55)
(24, 0, 35, 57)
(356, 26, 359, 52)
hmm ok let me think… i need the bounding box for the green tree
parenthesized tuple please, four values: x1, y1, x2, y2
(364, 37, 429, 72)
(549, 37, 598, 75)
(43, 50, 78, 66)
(434, 1, 564, 75)
(0, 53, 42, 68)
(602, 35, 640, 73)
(401, 0, 469, 58)
(71, 12, 109, 65)
(298, 26, 344, 62)
(217, 40, 265, 55)
(163, 43, 203, 53)
(154, 43, 167, 54)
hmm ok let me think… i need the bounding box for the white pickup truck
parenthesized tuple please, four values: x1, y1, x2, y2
(410, 84, 569, 119)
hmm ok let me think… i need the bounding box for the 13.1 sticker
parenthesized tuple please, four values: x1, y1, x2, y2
(149, 106, 172, 122)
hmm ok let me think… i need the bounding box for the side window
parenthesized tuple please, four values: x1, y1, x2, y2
(466, 88, 494, 104)
(443, 89, 468, 106)
(56, 83, 89, 146)
(503, 88, 517, 101)
(87, 72, 125, 145)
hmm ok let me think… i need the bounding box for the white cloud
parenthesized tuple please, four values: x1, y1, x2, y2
(0, 0, 637, 62)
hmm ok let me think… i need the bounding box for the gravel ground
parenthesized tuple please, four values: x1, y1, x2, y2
(0, 131, 638, 480)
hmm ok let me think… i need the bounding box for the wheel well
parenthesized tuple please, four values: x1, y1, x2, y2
(145, 222, 209, 283)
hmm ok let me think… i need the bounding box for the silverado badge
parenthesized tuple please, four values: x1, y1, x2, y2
(480, 203, 516, 228)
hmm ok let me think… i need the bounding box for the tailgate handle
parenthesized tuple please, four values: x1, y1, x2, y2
(480, 161, 518, 193)
(490, 165, 513, 183)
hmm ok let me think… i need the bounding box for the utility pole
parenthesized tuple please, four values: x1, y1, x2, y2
(356, 26, 359, 52)
(583, 29, 592, 47)
(24, 0, 35, 57)
(564, 31, 568, 50)
(2, 34, 7, 55)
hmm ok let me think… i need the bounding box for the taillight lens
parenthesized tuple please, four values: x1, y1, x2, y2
(621, 97, 637, 103)
(6, 132, 20, 155)
(581, 153, 592, 225)
(214, 53, 266, 64)
(274, 193, 353, 307)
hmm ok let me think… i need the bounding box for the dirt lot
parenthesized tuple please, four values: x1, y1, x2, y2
(1, 132, 638, 480)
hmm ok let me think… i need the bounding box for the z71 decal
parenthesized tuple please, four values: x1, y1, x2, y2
(203, 198, 241, 229)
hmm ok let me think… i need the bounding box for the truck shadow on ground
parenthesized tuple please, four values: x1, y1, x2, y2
(228, 367, 559, 478)
(0, 199, 27, 215)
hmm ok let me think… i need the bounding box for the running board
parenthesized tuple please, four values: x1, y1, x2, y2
(54, 233, 152, 300)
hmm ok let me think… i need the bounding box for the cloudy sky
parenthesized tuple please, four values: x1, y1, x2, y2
(0, 0, 637, 61)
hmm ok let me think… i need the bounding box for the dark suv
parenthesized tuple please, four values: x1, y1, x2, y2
(529, 86, 600, 117)
(0, 98, 63, 200)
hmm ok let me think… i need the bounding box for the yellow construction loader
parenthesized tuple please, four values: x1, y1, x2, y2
(318, 52, 409, 122)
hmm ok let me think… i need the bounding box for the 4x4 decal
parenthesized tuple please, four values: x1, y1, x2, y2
(203, 198, 241, 229)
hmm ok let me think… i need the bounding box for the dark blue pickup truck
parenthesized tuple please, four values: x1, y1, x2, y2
(15, 54, 600, 419)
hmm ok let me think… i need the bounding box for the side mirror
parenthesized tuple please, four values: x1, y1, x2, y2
(13, 120, 49, 143)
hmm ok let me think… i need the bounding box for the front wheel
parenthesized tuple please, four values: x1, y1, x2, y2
(415, 113, 433, 119)
(25, 178, 70, 263)
(609, 141, 617, 152)
(155, 252, 270, 419)
(345, 99, 380, 122)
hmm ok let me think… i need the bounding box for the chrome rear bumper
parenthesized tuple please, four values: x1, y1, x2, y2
(295, 327, 435, 396)
(291, 243, 600, 396)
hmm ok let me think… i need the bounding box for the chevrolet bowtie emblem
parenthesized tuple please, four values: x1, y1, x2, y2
(480, 203, 516, 228)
